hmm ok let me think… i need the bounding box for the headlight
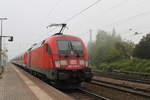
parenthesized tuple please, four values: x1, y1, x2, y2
(80, 60, 84, 65)
(60, 60, 67, 65)
(55, 61, 60, 68)
(55, 60, 67, 68)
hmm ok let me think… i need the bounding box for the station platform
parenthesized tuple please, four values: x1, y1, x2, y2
(0, 64, 73, 100)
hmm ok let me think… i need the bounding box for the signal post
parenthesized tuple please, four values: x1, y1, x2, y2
(0, 18, 13, 74)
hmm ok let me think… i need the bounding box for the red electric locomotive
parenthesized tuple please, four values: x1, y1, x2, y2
(12, 24, 93, 87)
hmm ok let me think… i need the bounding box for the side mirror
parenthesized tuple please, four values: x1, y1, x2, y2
(8, 36, 13, 41)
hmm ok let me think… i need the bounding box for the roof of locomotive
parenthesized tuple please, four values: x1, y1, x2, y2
(27, 34, 82, 51)
(44, 34, 82, 43)
(49, 34, 81, 39)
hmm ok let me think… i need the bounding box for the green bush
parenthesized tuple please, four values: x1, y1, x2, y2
(95, 58, 150, 73)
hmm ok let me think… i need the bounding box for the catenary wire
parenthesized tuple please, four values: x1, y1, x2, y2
(101, 10, 150, 28)
(64, 0, 102, 22)
(47, 0, 63, 18)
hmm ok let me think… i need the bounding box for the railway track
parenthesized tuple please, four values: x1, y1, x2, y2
(90, 78, 150, 98)
(92, 70, 150, 84)
(61, 88, 109, 100)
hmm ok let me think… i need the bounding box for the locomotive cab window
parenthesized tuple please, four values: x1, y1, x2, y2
(71, 40, 82, 50)
(57, 40, 83, 54)
(45, 44, 51, 54)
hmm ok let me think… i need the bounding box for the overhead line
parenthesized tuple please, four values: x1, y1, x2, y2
(36, 0, 63, 42)
(101, 10, 150, 28)
(109, 0, 129, 10)
(64, 0, 102, 22)
(47, 0, 62, 18)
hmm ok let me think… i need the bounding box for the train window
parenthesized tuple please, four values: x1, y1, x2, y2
(57, 40, 83, 54)
(41, 40, 45, 45)
(71, 40, 83, 50)
(45, 44, 51, 54)
(28, 47, 32, 51)
(57, 40, 69, 50)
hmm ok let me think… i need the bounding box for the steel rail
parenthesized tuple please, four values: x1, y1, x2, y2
(89, 79, 150, 98)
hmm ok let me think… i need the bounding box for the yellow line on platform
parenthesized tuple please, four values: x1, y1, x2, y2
(13, 66, 53, 100)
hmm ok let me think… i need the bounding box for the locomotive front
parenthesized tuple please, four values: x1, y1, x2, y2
(47, 35, 93, 84)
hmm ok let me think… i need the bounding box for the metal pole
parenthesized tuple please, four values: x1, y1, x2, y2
(0, 18, 7, 69)
(0, 20, 2, 66)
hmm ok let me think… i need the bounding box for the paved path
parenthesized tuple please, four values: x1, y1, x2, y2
(0, 65, 38, 100)
(0, 64, 73, 100)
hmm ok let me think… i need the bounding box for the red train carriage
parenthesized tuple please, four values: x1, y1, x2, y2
(12, 24, 93, 87)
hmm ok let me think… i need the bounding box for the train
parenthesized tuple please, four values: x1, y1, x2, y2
(11, 24, 93, 88)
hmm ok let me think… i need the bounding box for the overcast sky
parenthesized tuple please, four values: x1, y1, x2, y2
(0, 0, 150, 59)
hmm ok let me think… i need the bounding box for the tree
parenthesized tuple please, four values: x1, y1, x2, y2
(88, 29, 135, 68)
(115, 41, 134, 59)
(133, 34, 150, 59)
(88, 30, 122, 66)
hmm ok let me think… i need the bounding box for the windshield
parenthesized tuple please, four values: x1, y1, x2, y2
(57, 40, 69, 50)
(71, 40, 82, 50)
(57, 40, 83, 54)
